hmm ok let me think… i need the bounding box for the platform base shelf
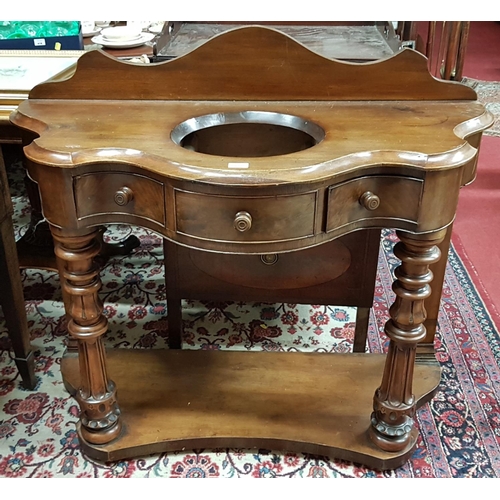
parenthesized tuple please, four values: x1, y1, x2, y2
(61, 349, 441, 469)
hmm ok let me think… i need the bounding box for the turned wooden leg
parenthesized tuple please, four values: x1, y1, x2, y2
(370, 229, 446, 451)
(56, 258, 78, 372)
(51, 226, 122, 445)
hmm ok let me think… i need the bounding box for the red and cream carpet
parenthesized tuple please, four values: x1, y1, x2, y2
(1, 149, 500, 478)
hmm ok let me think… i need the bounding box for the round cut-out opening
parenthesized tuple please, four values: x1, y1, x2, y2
(171, 111, 325, 158)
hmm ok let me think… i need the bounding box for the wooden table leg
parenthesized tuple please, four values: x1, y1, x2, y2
(353, 306, 370, 353)
(51, 225, 122, 445)
(419, 224, 453, 360)
(370, 228, 446, 451)
(0, 147, 36, 389)
(167, 298, 183, 349)
(0, 218, 37, 389)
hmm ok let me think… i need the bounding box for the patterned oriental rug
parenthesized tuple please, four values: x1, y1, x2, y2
(1, 154, 500, 478)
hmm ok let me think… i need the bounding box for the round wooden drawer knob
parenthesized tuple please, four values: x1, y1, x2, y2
(260, 254, 279, 265)
(234, 211, 252, 232)
(114, 187, 134, 206)
(359, 191, 380, 210)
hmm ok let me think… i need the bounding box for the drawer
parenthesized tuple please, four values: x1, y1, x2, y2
(165, 229, 380, 306)
(326, 175, 423, 232)
(175, 189, 317, 242)
(74, 172, 165, 225)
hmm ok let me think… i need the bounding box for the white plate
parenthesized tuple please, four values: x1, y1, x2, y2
(101, 26, 142, 41)
(83, 27, 102, 38)
(91, 32, 155, 49)
(102, 33, 142, 42)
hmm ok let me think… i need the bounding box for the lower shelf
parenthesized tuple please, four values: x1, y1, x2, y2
(61, 349, 441, 469)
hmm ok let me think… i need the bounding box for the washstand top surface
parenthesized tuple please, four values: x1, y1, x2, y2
(11, 26, 493, 185)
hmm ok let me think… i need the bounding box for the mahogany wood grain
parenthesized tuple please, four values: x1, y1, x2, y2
(164, 231, 381, 352)
(51, 226, 121, 444)
(0, 143, 140, 274)
(74, 172, 165, 225)
(61, 349, 441, 468)
(370, 229, 445, 450)
(16, 101, 488, 177)
(29, 28, 476, 101)
(9, 26, 492, 468)
(175, 189, 317, 243)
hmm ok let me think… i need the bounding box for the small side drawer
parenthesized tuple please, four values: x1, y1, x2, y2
(74, 172, 165, 225)
(326, 175, 423, 232)
(175, 189, 317, 243)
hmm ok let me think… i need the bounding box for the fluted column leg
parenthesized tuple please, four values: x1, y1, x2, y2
(370, 229, 446, 451)
(51, 226, 122, 445)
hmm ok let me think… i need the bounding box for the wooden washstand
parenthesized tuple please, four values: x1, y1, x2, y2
(11, 27, 492, 468)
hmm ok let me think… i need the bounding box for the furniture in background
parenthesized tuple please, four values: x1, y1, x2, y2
(11, 27, 492, 469)
(153, 21, 470, 82)
(408, 21, 470, 81)
(153, 21, 403, 61)
(438, 21, 470, 80)
(0, 146, 36, 389)
(0, 50, 141, 386)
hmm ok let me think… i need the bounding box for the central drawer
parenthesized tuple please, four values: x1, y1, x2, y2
(174, 189, 317, 243)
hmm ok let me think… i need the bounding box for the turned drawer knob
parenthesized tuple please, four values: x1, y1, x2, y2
(114, 187, 134, 206)
(261, 254, 279, 265)
(359, 191, 380, 211)
(234, 211, 252, 232)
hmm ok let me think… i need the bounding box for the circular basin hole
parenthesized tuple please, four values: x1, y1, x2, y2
(171, 111, 325, 158)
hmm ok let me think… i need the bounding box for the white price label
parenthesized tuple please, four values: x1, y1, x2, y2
(228, 162, 249, 169)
